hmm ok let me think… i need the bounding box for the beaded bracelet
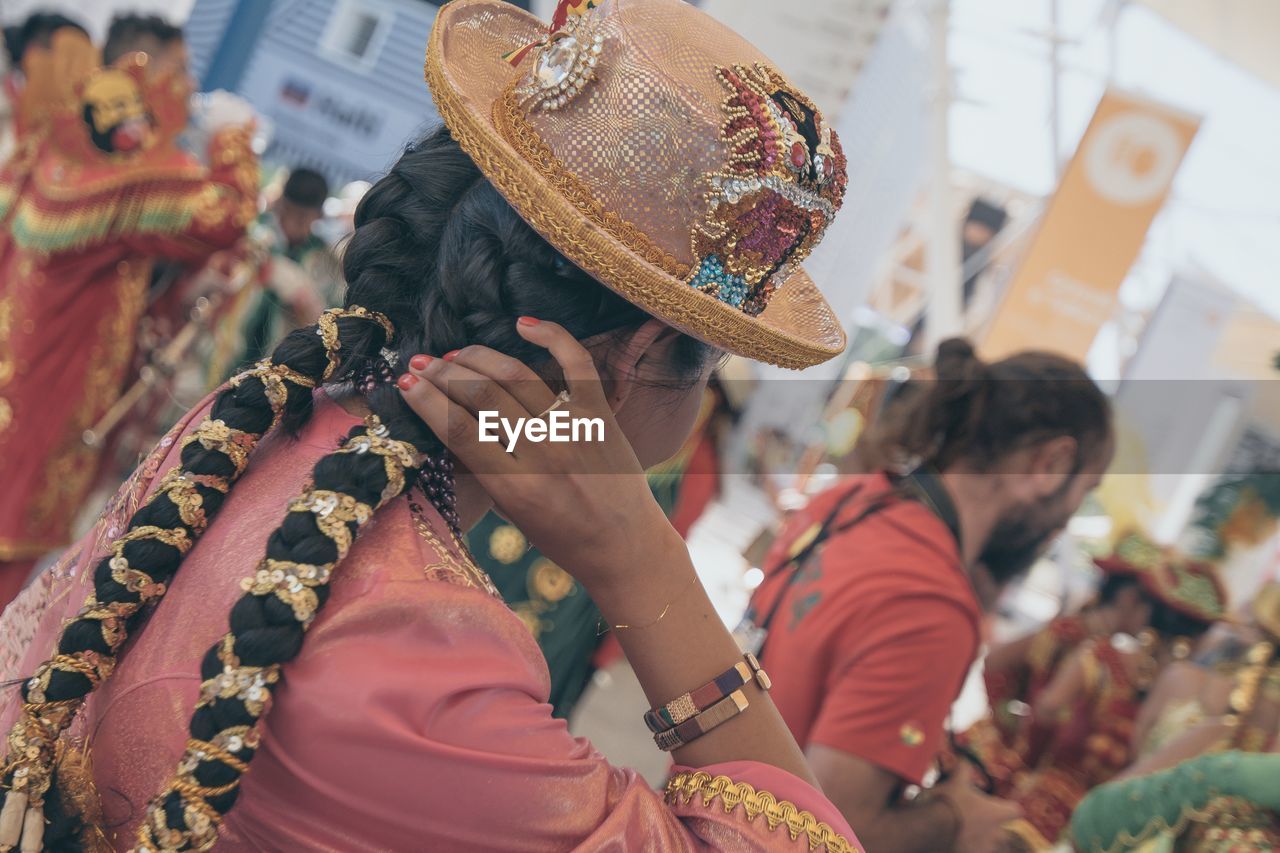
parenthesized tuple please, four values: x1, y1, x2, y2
(645, 653, 771, 734)
(654, 689, 750, 752)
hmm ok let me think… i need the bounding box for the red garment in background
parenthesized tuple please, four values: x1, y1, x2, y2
(668, 427, 719, 539)
(0, 125, 258, 601)
(751, 475, 982, 785)
(1012, 639, 1143, 843)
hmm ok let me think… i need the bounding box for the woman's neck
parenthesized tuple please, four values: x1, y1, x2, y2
(454, 471, 496, 531)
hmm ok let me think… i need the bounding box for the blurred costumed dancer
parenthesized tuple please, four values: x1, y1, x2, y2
(1070, 584, 1280, 851)
(964, 532, 1170, 790)
(0, 33, 258, 606)
(1000, 539, 1227, 847)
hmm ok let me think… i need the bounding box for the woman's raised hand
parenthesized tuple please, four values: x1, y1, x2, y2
(397, 317, 680, 592)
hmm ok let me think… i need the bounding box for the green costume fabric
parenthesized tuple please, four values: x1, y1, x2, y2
(469, 472, 685, 719)
(467, 512, 604, 719)
(1070, 752, 1280, 852)
(237, 212, 338, 370)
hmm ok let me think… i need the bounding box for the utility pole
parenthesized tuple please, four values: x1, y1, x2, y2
(1049, 0, 1063, 179)
(924, 0, 961, 353)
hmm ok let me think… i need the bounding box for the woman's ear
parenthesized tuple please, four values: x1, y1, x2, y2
(598, 319, 669, 413)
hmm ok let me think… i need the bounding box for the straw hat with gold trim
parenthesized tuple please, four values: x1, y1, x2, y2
(425, 0, 849, 369)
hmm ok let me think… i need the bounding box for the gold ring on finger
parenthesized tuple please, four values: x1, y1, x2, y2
(536, 390, 572, 420)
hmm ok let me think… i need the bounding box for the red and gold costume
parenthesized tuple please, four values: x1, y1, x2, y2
(993, 537, 1228, 847)
(986, 614, 1090, 740)
(1011, 637, 1144, 843)
(0, 48, 257, 596)
(961, 614, 1093, 797)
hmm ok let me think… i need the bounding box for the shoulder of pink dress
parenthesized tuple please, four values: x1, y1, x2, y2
(342, 495, 503, 601)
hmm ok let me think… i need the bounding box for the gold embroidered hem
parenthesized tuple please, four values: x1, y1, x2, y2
(665, 771, 861, 852)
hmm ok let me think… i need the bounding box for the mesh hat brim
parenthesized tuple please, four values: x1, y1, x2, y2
(425, 0, 847, 369)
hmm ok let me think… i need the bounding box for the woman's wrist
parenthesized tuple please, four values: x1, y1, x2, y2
(583, 523, 697, 626)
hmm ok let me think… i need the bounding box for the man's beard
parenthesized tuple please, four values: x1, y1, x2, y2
(979, 500, 1070, 587)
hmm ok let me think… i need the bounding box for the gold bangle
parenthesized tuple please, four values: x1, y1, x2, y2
(654, 689, 750, 752)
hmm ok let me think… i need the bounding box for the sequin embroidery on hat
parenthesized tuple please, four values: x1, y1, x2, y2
(688, 64, 848, 316)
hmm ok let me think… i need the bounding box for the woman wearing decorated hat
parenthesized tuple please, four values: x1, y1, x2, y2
(0, 0, 861, 850)
(997, 534, 1228, 847)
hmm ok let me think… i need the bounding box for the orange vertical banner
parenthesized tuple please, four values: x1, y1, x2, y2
(980, 90, 1200, 362)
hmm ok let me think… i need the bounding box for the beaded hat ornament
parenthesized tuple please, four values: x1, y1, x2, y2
(426, 0, 850, 368)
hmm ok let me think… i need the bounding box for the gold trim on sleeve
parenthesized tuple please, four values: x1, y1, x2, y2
(665, 771, 861, 852)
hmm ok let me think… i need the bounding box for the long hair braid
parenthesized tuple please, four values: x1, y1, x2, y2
(135, 415, 428, 852)
(0, 308, 394, 853)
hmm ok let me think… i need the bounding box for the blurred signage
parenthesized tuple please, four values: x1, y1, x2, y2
(239, 50, 436, 183)
(981, 90, 1200, 362)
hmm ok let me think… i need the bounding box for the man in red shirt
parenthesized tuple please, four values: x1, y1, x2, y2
(746, 340, 1113, 852)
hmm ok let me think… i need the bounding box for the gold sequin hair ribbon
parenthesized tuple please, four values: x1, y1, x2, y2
(136, 417, 419, 852)
(315, 306, 396, 382)
(228, 361, 317, 428)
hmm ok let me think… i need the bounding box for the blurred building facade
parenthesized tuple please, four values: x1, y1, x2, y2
(187, 0, 452, 185)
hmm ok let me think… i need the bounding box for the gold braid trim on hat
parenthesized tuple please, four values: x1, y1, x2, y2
(425, 35, 842, 370)
(139, 418, 421, 852)
(665, 771, 862, 852)
(315, 306, 397, 381)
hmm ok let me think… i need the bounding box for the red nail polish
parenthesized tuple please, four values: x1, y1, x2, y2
(410, 354, 432, 371)
(517, 316, 541, 327)
(442, 350, 461, 362)
(397, 374, 419, 391)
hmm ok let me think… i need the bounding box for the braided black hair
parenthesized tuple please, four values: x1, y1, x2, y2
(0, 124, 713, 852)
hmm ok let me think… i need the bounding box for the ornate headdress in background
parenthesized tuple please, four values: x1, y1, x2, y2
(1100, 530, 1228, 625)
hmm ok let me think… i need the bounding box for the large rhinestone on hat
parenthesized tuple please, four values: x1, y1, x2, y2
(536, 35, 581, 88)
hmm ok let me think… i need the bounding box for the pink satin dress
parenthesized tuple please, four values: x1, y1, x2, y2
(0, 393, 861, 851)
